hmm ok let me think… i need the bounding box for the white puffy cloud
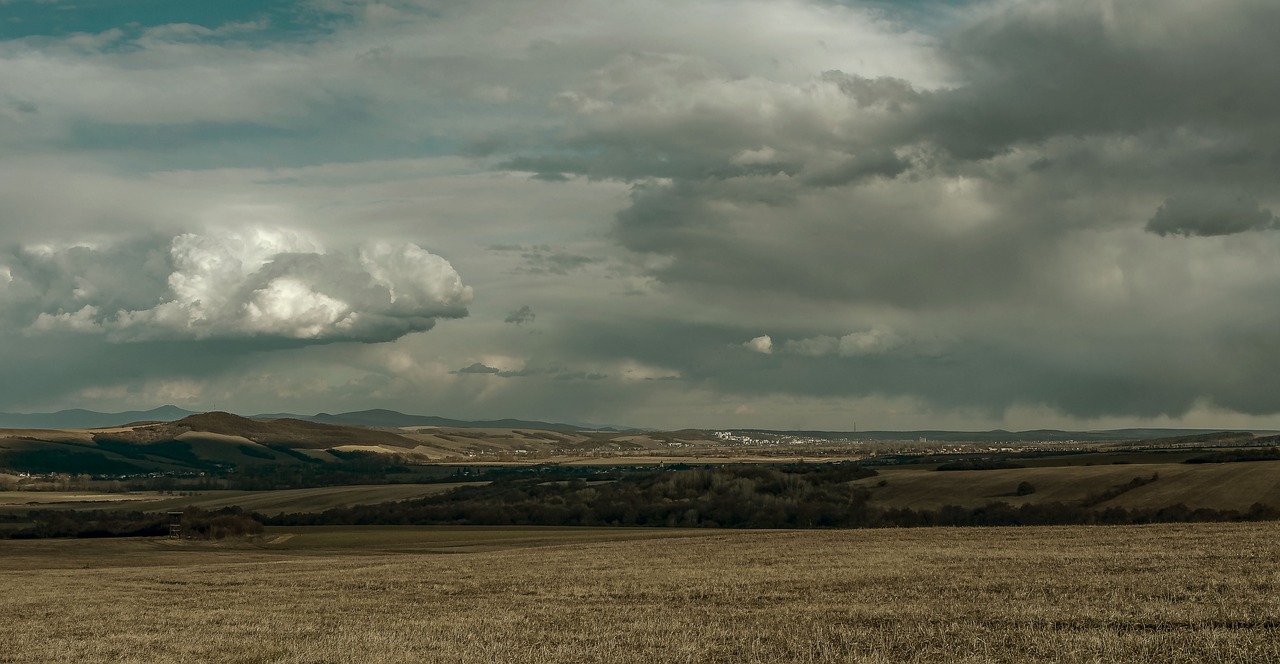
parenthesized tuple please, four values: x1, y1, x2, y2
(151, 227, 325, 331)
(27, 305, 101, 334)
(13, 227, 471, 343)
(743, 335, 773, 354)
(358, 241, 471, 315)
(242, 278, 353, 338)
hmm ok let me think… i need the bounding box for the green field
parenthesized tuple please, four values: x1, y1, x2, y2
(1, 522, 1277, 662)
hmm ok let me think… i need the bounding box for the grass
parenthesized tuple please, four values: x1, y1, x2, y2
(0, 491, 160, 507)
(255, 524, 704, 552)
(129, 483, 483, 515)
(1, 522, 1278, 662)
(0, 483, 485, 516)
(854, 460, 1280, 511)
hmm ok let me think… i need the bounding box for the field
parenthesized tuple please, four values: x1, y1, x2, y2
(2, 522, 1278, 663)
(853, 460, 1280, 511)
(0, 483, 479, 516)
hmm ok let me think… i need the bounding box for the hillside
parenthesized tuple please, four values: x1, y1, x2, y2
(0, 406, 613, 433)
(0, 412, 685, 475)
(0, 413, 432, 475)
(100, 412, 418, 450)
(301, 409, 592, 432)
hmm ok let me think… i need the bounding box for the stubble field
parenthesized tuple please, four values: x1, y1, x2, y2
(1, 522, 1278, 663)
(852, 460, 1280, 511)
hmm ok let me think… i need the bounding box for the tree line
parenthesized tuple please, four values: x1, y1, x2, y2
(0, 506, 262, 540)
(267, 464, 1280, 529)
(7, 463, 1279, 538)
(1185, 447, 1280, 464)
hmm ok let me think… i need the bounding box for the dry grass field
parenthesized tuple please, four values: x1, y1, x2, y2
(2, 522, 1278, 663)
(128, 483, 483, 516)
(853, 460, 1280, 511)
(0, 483, 484, 516)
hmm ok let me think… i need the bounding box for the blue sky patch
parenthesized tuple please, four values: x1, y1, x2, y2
(0, 0, 317, 41)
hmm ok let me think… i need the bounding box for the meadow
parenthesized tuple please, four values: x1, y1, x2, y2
(1, 522, 1277, 663)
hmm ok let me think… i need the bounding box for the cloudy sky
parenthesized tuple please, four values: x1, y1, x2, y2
(2, 0, 1279, 431)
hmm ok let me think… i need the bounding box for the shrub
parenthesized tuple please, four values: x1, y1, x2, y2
(181, 507, 265, 540)
(935, 459, 1025, 471)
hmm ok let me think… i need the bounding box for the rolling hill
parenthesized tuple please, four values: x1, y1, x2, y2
(299, 409, 592, 432)
(0, 406, 611, 432)
(0, 413, 428, 475)
(0, 412, 674, 475)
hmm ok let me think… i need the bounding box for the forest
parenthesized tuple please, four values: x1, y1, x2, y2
(267, 464, 1280, 529)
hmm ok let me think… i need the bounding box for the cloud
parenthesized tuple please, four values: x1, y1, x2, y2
(28, 305, 101, 334)
(8, 227, 471, 343)
(518, 249, 600, 275)
(835, 326, 905, 357)
(487, 244, 602, 275)
(1146, 194, 1278, 237)
(743, 335, 773, 354)
(491, 0, 1280, 424)
(453, 362, 501, 375)
(553, 370, 608, 381)
(7, 0, 1280, 429)
(504, 305, 535, 325)
(782, 327, 906, 357)
(496, 367, 540, 378)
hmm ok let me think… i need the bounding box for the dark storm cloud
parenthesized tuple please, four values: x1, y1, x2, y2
(492, 0, 1280, 422)
(552, 371, 607, 381)
(800, 148, 910, 188)
(487, 243, 601, 275)
(496, 367, 539, 378)
(520, 251, 598, 275)
(546, 310, 1280, 421)
(613, 177, 1042, 308)
(453, 362, 501, 375)
(0, 333, 301, 411)
(1, 238, 174, 322)
(504, 305, 535, 325)
(448, 362, 604, 381)
(1146, 194, 1278, 237)
(522, 0, 1280, 202)
(820, 73, 920, 111)
(922, 1, 1280, 159)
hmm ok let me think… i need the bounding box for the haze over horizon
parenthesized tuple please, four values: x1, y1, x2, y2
(3, 0, 1279, 432)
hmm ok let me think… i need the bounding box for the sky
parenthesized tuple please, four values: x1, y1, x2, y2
(2, 0, 1280, 431)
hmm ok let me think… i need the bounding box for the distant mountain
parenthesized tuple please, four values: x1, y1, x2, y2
(0, 405, 631, 433)
(1, 406, 1270, 441)
(0, 405, 197, 430)
(253, 408, 594, 432)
